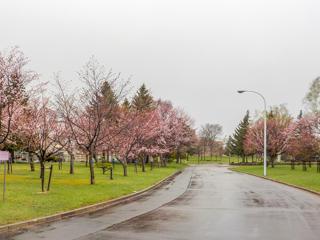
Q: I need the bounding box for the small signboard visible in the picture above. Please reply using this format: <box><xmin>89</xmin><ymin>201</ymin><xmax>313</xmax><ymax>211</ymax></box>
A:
<box><xmin>0</xmin><ymin>151</ymin><xmax>9</xmax><ymax>202</ymax></box>
<box><xmin>0</xmin><ymin>151</ymin><xmax>9</xmax><ymax>162</ymax></box>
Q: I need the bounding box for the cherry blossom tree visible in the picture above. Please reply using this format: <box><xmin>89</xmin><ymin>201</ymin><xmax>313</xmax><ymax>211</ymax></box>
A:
<box><xmin>0</xmin><ymin>47</ymin><xmax>37</xmax><ymax>146</ymax></box>
<box><xmin>286</xmin><ymin>116</ymin><xmax>319</xmax><ymax>170</ymax></box>
<box><xmin>244</xmin><ymin>112</ymin><xmax>292</xmax><ymax>167</ymax></box>
<box><xmin>56</xmin><ymin>57</ymin><xmax>127</xmax><ymax>184</ymax></box>
<box><xmin>114</xmin><ymin>107</ymin><xmax>160</xmax><ymax>175</ymax></box>
<box><xmin>154</xmin><ymin>101</ymin><xmax>195</xmax><ymax>164</ymax></box>
<box><xmin>14</xmin><ymin>95</ymin><xmax>68</xmax><ymax>191</ymax></box>
<box><xmin>169</xmin><ymin>109</ymin><xmax>195</xmax><ymax>164</ymax></box>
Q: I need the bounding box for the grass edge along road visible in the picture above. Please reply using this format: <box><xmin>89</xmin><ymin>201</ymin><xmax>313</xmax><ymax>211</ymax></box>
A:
<box><xmin>187</xmin><ymin>155</ymin><xmax>237</xmax><ymax>165</ymax></box>
<box><xmin>231</xmin><ymin>165</ymin><xmax>320</xmax><ymax>193</ymax></box>
<box><xmin>0</xmin><ymin>162</ymin><xmax>185</xmax><ymax>226</ymax></box>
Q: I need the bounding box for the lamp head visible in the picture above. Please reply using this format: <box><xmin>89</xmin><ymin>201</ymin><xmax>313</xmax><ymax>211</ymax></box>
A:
<box><xmin>237</xmin><ymin>90</ymin><xmax>246</xmax><ymax>94</ymax></box>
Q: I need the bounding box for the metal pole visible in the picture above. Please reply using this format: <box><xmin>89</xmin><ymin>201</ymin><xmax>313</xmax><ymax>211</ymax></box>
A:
<box><xmin>263</xmin><ymin>99</ymin><xmax>267</xmax><ymax>177</ymax></box>
<box><xmin>3</xmin><ymin>161</ymin><xmax>6</xmax><ymax>202</ymax></box>
<box><xmin>47</xmin><ymin>165</ymin><xmax>53</xmax><ymax>191</ymax></box>
<box><xmin>238</xmin><ymin>90</ymin><xmax>267</xmax><ymax>176</ymax></box>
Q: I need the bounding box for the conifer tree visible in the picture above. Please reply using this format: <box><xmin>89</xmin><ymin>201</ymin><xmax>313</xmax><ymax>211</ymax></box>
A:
<box><xmin>225</xmin><ymin>136</ymin><xmax>233</xmax><ymax>156</ymax></box>
<box><xmin>131</xmin><ymin>84</ymin><xmax>154</xmax><ymax>111</ymax></box>
<box><xmin>100</xmin><ymin>81</ymin><xmax>117</xmax><ymax>106</ymax></box>
<box><xmin>122</xmin><ymin>98</ymin><xmax>131</xmax><ymax>110</ymax></box>
<box><xmin>230</xmin><ymin>110</ymin><xmax>250</xmax><ymax>161</ymax></box>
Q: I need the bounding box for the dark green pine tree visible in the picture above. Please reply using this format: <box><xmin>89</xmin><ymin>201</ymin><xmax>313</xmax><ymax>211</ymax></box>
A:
<box><xmin>297</xmin><ymin>110</ymin><xmax>303</xmax><ymax>119</ymax></box>
<box><xmin>100</xmin><ymin>81</ymin><xmax>117</xmax><ymax>106</ymax></box>
<box><xmin>131</xmin><ymin>84</ymin><xmax>154</xmax><ymax>111</ymax></box>
<box><xmin>230</xmin><ymin>110</ymin><xmax>250</xmax><ymax>161</ymax></box>
<box><xmin>225</xmin><ymin>136</ymin><xmax>233</xmax><ymax>156</ymax></box>
<box><xmin>122</xmin><ymin>98</ymin><xmax>131</xmax><ymax>110</ymax></box>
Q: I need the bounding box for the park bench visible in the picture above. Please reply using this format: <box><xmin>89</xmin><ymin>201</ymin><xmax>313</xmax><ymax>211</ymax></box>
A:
<box><xmin>96</xmin><ymin>162</ymin><xmax>113</xmax><ymax>180</ymax></box>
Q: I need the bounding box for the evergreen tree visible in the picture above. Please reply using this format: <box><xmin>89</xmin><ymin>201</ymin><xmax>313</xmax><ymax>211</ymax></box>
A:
<box><xmin>100</xmin><ymin>81</ymin><xmax>117</xmax><ymax>106</ymax></box>
<box><xmin>225</xmin><ymin>136</ymin><xmax>233</xmax><ymax>156</ymax></box>
<box><xmin>131</xmin><ymin>84</ymin><xmax>154</xmax><ymax>111</ymax></box>
<box><xmin>122</xmin><ymin>98</ymin><xmax>131</xmax><ymax>110</ymax></box>
<box><xmin>230</xmin><ymin>110</ymin><xmax>250</xmax><ymax>161</ymax></box>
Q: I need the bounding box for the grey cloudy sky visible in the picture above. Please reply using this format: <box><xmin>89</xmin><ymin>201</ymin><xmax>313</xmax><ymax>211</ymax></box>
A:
<box><xmin>1</xmin><ymin>0</ymin><xmax>320</xmax><ymax>137</ymax></box>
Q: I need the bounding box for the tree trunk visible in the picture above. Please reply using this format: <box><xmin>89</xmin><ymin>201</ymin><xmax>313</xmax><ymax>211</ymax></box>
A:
<box><xmin>93</xmin><ymin>152</ymin><xmax>98</xmax><ymax>163</ymax></box>
<box><xmin>40</xmin><ymin>161</ymin><xmax>45</xmax><ymax>192</ymax></box>
<box><xmin>102</xmin><ymin>151</ymin><xmax>106</xmax><ymax>163</ymax></box>
<box><xmin>134</xmin><ymin>161</ymin><xmax>138</xmax><ymax>173</ymax></box>
<box><xmin>150</xmin><ymin>159</ymin><xmax>154</xmax><ymax>171</ymax></box>
<box><xmin>176</xmin><ymin>149</ymin><xmax>181</xmax><ymax>164</ymax></box>
<box><xmin>141</xmin><ymin>156</ymin><xmax>146</xmax><ymax>172</ymax></box>
<box><xmin>69</xmin><ymin>153</ymin><xmax>75</xmax><ymax>174</ymax></box>
<box><xmin>28</xmin><ymin>152</ymin><xmax>35</xmax><ymax>172</ymax></box>
<box><xmin>110</xmin><ymin>168</ymin><xmax>113</xmax><ymax>180</ymax></box>
<box><xmin>58</xmin><ymin>159</ymin><xmax>62</xmax><ymax>170</ymax></box>
<box><xmin>123</xmin><ymin>162</ymin><xmax>128</xmax><ymax>176</ymax></box>
<box><xmin>270</xmin><ymin>156</ymin><xmax>275</xmax><ymax>168</ymax></box>
<box><xmin>291</xmin><ymin>160</ymin><xmax>295</xmax><ymax>170</ymax></box>
<box><xmin>107</xmin><ymin>150</ymin><xmax>110</xmax><ymax>163</ymax></box>
<box><xmin>85</xmin><ymin>154</ymin><xmax>89</xmax><ymax>167</ymax></box>
<box><xmin>89</xmin><ymin>152</ymin><xmax>95</xmax><ymax>184</ymax></box>
<box><xmin>302</xmin><ymin>161</ymin><xmax>307</xmax><ymax>171</ymax></box>
<box><xmin>203</xmin><ymin>146</ymin><xmax>206</xmax><ymax>161</ymax></box>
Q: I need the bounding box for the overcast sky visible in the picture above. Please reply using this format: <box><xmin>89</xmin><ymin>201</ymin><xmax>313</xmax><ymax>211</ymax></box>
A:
<box><xmin>1</xmin><ymin>0</ymin><xmax>320</xmax><ymax>137</ymax></box>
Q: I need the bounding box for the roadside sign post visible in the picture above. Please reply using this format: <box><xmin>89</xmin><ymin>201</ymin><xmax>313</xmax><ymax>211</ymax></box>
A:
<box><xmin>0</xmin><ymin>151</ymin><xmax>10</xmax><ymax>202</ymax></box>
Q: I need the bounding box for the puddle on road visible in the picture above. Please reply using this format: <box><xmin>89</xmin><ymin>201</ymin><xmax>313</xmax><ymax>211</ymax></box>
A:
<box><xmin>166</xmin><ymin>191</ymin><xmax>195</xmax><ymax>206</ymax></box>
<box><xmin>106</xmin><ymin>208</ymin><xmax>187</xmax><ymax>233</ymax></box>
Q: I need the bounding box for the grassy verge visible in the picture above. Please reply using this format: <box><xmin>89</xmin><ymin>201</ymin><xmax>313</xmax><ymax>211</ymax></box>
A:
<box><xmin>0</xmin><ymin>162</ymin><xmax>185</xmax><ymax>225</ymax></box>
<box><xmin>231</xmin><ymin>165</ymin><xmax>320</xmax><ymax>193</ymax></box>
<box><xmin>186</xmin><ymin>155</ymin><xmax>238</xmax><ymax>165</ymax></box>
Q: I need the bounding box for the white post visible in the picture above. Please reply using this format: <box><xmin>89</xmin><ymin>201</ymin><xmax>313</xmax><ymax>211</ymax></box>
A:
<box><xmin>238</xmin><ymin>90</ymin><xmax>267</xmax><ymax>176</ymax></box>
<box><xmin>263</xmin><ymin>101</ymin><xmax>267</xmax><ymax>177</ymax></box>
<box><xmin>3</xmin><ymin>161</ymin><xmax>6</xmax><ymax>202</ymax></box>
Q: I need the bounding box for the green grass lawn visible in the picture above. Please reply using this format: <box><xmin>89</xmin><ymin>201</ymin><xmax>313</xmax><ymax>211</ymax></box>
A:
<box><xmin>0</xmin><ymin>162</ymin><xmax>185</xmax><ymax>225</ymax></box>
<box><xmin>231</xmin><ymin>165</ymin><xmax>320</xmax><ymax>193</ymax></box>
<box><xmin>186</xmin><ymin>155</ymin><xmax>238</xmax><ymax>165</ymax></box>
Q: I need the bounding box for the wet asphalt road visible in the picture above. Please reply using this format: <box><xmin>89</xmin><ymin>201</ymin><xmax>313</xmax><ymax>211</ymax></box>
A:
<box><xmin>7</xmin><ymin>165</ymin><xmax>320</xmax><ymax>240</ymax></box>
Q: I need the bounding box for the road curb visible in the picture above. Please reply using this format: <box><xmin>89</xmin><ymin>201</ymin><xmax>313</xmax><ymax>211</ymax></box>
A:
<box><xmin>231</xmin><ymin>168</ymin><xmax>320</xmax><ymax>197</ymax></box>
<box><xmin>0</xmin><ymin>170</ymin><xmax>182</xmax><ymax>235</ymax></box>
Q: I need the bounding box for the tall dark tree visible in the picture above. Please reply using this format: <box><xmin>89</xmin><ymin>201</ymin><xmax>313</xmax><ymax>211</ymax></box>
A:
<box><xmin>225</xmin><ymin>136</ymin><xmax>233</xmax><ymax>156</ymax></box>
<box><xmin>122</xmin><ymin>98</ymin><xmax>131</xmax><ymax>110</ymax></box>
<box><xmin>231</xmin><ymin>110</ymin><xmax>250</xmax><ymax>161</ymax></box>
<box><xmin>131</xmin><ymin>84</ymin><xmax>154</xmax><ymax>111</ymax></box>
<box><xmin>100</xmin><ymin>81</ymin><xmax>117</xmax><ymax>106</ymax></box>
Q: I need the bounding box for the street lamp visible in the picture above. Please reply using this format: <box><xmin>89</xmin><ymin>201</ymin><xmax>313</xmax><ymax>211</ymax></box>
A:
<box><xmin>237</xmin><ymin>90</ymin><xmax>267</xmax><ymax>176</ymax></box>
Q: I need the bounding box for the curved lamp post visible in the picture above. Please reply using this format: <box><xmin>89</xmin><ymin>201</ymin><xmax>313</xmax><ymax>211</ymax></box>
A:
<box><xmin>237</xmin><ymin>90</ymin><xmax>267</xmax><ymax>176</ymax></box>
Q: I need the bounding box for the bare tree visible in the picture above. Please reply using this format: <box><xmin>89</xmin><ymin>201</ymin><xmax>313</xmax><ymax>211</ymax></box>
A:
<box><xmin>199</xmin><ymin>123</ymin><xmax>223</xmax><ymax>160</ymax></box>
<box><xmin>304</xmin><ymin>77</ymin><xmax>320</xmax><ymax>113</ymax></box>
<box><xmin>56</xmin><ymin>57</ymin><xmax>128</xmax><ymax>184</ymax></box>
